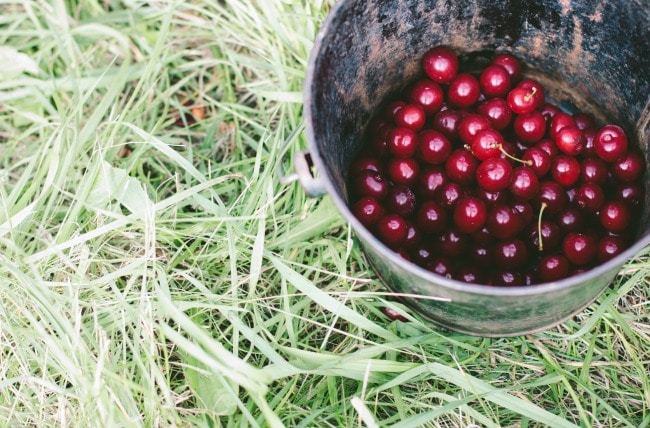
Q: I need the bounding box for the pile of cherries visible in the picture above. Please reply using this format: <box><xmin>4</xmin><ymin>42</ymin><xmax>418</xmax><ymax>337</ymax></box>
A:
<box><xmin>348</xmin><ymin>46</ymin><xmax>645</xmax><ymax>286</ymax></box>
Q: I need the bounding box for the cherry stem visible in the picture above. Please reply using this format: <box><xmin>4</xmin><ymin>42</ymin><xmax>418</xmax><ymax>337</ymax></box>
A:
<box><xmin>524</xmin><ymin>86</ymin><xmax>537</xmax><ymax>102</ymax></box>
<box><xmin>537</xmin><ymin>202</ymin><xmax>547</xmax><ymax>252</ymax></box>
<box><xmin>492</xmin><ymin>144</ymin><xmax>533</xmax><ymax>166</ymax></box>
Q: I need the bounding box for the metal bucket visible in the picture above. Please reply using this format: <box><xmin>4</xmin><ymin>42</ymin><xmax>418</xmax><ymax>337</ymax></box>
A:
<box><xmin>298</xmin><ymin>0</ymin><xmax>650</xmax><ymax>336</ymax></box>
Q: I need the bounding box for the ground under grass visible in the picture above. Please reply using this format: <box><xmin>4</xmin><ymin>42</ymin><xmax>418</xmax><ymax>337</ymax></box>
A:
<box><xmin>0</xmin><ymin>1</ymin><xmax>648</xmax><ymax>427</ymax></box>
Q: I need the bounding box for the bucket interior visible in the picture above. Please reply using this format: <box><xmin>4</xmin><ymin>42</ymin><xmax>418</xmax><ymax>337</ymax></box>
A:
<box><xmin>307</xmin><ymin>0</ymin><xmax>650</xmax><ymax>238</ymax></box>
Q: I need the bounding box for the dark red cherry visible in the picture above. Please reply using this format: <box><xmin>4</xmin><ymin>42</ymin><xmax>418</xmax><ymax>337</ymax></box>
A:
<box><xmin>514</xmin><ymin>111</ymin><xmax>546</xmax><ymax>145</ymax></box>
<box><xmin>416</xmin><ymin>200</ymin><xmax>448</xmax><ymax>234</ymax></box>
<box><xmin>402</xmin><ymin>221</ymin><xmax>421</xmax><ymax>249</ymax></box>
<box><xmin>479</xmin><ymin>64</ymin><xmax>511</xmax><ymax>98</ymax></box>
<box><xmin>458</xmin><ymin>114</ymin><xmax>492</xmax><ymax>145</ymax></box>
<box><xmin>349</xmin><ymin>156</ymin><xmax>384</xmax><ymax>176</ymax></box>
<box><xmin>471</xmin><ymin>129</ymin><xmax>504</xmax><ymax>161</ymax></box>
<box><xmin>614</xmin><ymin>182</ymin><xmax>645</xmax><ymax>207</ymax></box>
<box><xmin>447</xmin><ymin>73</ymin><xmax>481</xmax><ymax>108</ymax></box>
<box><xmin>387</xmin><ymin>157</ymin><xmax>420</xmax><ymax>187</ymax></box>
<box><xmin>492</xmin><ymin>269</ymin><xmax>525</xmax><ymax>286</ymax></box>
<box><xmin>385</xmin><ymin>186</ymin><xmax>417</xmax><ymax>217</ymax></box>
<box><xmin>486</xmin><ymin>204</ymin><xmax>524</xmax><ymax>239</ymax></box>
<box><xmin>540</xmin><ymin>103</ymin><xmax>561</xmax><ymax>123</ymax></box>
<box><xmin>422</xmin><ymin>46</ymin><xmax>459</xmax><ymax>84</ymax></box>
<box><xmin>418</xmin><ymin>129</ymin><xmax>452</xmax><ymax>164</ymax></box>
<box><xmin>527</xmin><ymin>219</ymin><xmax>562</xmax><ymax>253</ymax></box>
<box><xmin>436</xmin><ymin>226</ymin><xmax>470</xmax><ymax>257</ymax></box>
<box><xmin>476</xmin><ymin>157</ymin><xmax>513</xmax><ymax>192</ymax></box>
<box><xmin>436</xmin><ymin>181</ymin><xmax>467</xmax><ymax>209</ymax></box>
<box><xmin>381</xmin><ymin>306</ymin><xmax>408</xmax><ymax>322</ymax></box>
<box><xmin>595</xmin><ymin>125</ymin><xmax>628</xmax><ymax>162</ymax></box>
<box><xmin>580</xmin><ymin>157</ymin><xmax>608</xmax><ymax>184</ymax></box>
<box><xmin>394</xmin><ymin>103</ymin><xmax>426</xmax><ymax>130</ymax></box>
<box><xmin>562</xmin><ymin>232</ymin><xmax>597</xmax><ymax>266</ymax></box>
<box><xmin>599</xmin><ymin>200</ymin><xmax>631</xmax><ymax>233</ymax></box>
<box><xmin>353</xmin><ymin>170</ymin><xmax>390</xmax><ymax>199</ymax></box>
<box><xmin>549</xmin><ymin>112</ymin><xmax>576</xmax><ymax>140</ymax></box>
<box><xmin>475</xmin><ymin>188</ymin><xmax>510</xmax><ymax>206</ymax></box>
<box><xmin>572</xmin><ymin>112</ymin><xmax>596</xmax><ymax>130</ymax></box>
<box><xmin>352</xmin><ymin>196</ymin><xmax>385</xmax><ymax>227</ymax></box>
<box><xmin>409</xmin><ymin>79</ymin><xmax>445</xmax><ymax>115</ymax></box>
<box><xmin>477</xmin><ymin>97</ymin><xmax>512</xmax><ymax>130</ymax></box>
<box><xmin>509</xmin><ymin>166</ymin><xmax>540</xmax><ymax>200</ymax></box>
<box><xmin>511</xmin><ymin>200</ymin><xmax>534</xmax><ymax>225</ymax></box>
<box><xmin>428</xmin><ymin>257</ymin><xmax>454</xmax><ymax>277</ymax></box>
<box><xmin>494</xmin><ymin>239</ymin><xmax>528</xmax><ymax>268</ymax></box>
<box><xmin>470</xmin><ymin>243</ymin><xmax>494</xmax><ymax>267</ymax></box>
<box><xmin>432</xmin><ymin>108</ymin><xmax>462</xmax><ymax>140</ymax></box>
<box><xmin>573</xmin><ymin>182</ymin><xmax>605</xmax><ymax>213</ymax></box>
<box><xmin>376</xmin><ymin>214</ymin><xmax>409</xmax><ymax>247</ymax></box>
<box><xmin>555</xmin><ymin>126</ymin><xmax>585</xmax><ymax>156</ymax></box>
<box><xmin>410</xmin><ymin>243</ymin><xmax>435</xmax><ymax>268</ymax></box>
<box><xmin>536</xmin><ymin>138</ymin><xmax>560</xmax><ymax>158</ymax></box>
<box><xmin>453</xmin><ymin>196</ymin><xmax>487</xmax><ymax>234</ymax></box>
<box><xmin>507</xmin><ymin>79</ymin><xmax>544</xmax><ymax>114</ymax></box>
<box><xmin>582</xmin><ymin>128</ymin><xmax>597</xmax><ymax>157</ymax></box>
<box><xmin>551</xmin><ymin>155</ymin><xmax>581</xmax><ymax>187</ymax></box>
<box><xmin>418</xmin><ymin>165</ymin><xmax>448</xmax><ymax>198</ymax></box>
<box><xmin>597</xmin><ymin>235</ymin><xmax>627</xmax><ymax>262</ymax></box>
<box><xmin>556</xmin><ymin>206</ymin><xmax>585</xmax><ymax>234</ymax></box>
<box><xmin>445</xmin><ymin>149</ymin><xmax>479</xmax><ymax>185</ymax></box>
<box><xmin>611</xmin><ymin>149</ymin><xmax>645</xmax><ymax>182</ymax></box>
<box><xmin>491</xmin><ymin>53</ymin><xmax>522</xmax><ymax>82</ymax></box>
<box><xmin>387</xmin><ymin>127</ymin><xmax>418</xmax><ymax>158</ymax></box>
<box><xmin>536</xmin><ymin>181</ymin><xmax>568</xmax><ymax>214</ymax></box>
<box><xmin>538</xmin><ymin>254</ymin><xmax>570</xmax><ymax>282</ymax></box>
<box><xmin>522</xmin><ymin>147</ymin><xmax>551</xmax><ymax>177</ymax></box>
<box><xmin>454</xmin><ymin>265</ymin><xmax>486</xmax><ymax>284</ymax></box>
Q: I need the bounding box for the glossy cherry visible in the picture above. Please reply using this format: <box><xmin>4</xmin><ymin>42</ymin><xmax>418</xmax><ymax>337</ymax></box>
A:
<box><xmin>445</xmin><ymin>148</ymin><xmax>478</xmax><ymax>185</ymax></box>
<box><xmin>491</xmin><ymin>53</ymin><xmax>522</xmax><ymax>82</ymax></box>
<box><xmin>388</xmin><ymin>127</ymin><xmax>418</xmax><ymax>158</ymax></box>
<box><xmin>611</xmin><ymin>149</ymin><xmax>645</xmax><ymax>182</ymax></box>
<box><xmin>486</xmin><ymin>204</ymin><xmax>524</xmax><ymax>239</ymax></box>
<box><xmin>562</xmin><ymin>232</ymin><xmax>597</xmax><ymax>266</ymax></box>
<box><xmin>477</xmin><ymin>97</ymin><xmax>512</xmax><ymax>130</ymax></box>
<box><xmin>551</xmin><ymin>155</ymin><xmax>581</xmax><ymax>187</ymax></box>
<box><xmin>476</xmin><ymin>157</ymin><xmax>513</xmax><ymax>192</ymax></box>
<box><xmin>555</xmin><ymin>126</ymin><xmax>585</xmax><ymax>156</ymax></box>
<box><xmin>479</xmin><ymin>64</ymin><xmax>511</xmax><ymax>98</ymax></box>
<box><xmin>385</xmin><ymin>186</ymin><xmax>417</xmax><ymax>217</ymax></box>
<box><xmin>458</xmin><ymin>114</ymin><xmax>492</xmax><ymax>145</ymax></box>
<box><xmin>432</xmin><ymin>108</ymin><xmax>462</xmax><ymax>140</ymax></box>
<box><xmin>418</xmin><ymin>129</ymin><xmax>452</xmax><ymax>164</ymax></box>
<box><xmin>422</xmin><ymin>46</ymin><xmax>459</xmax><ymax>84</ymax></box>
<box><xmin>599</xmin><ymin>200</ymin><xmax>631</xmax><ymax>233</ymax></box>
<box><xmin>387</xmin><ymin>157</ymin><xmax>420</xmax><ymax>186</ymax></box>
<box><xmin>595</xmin><ymin>125</ymin><xmax>628</xmax><ymax>162</ymax></box>
<box><xmin>453</xmin><ymin>196</ymin><xmax>487</xmax><ymax>234</ymax></box>
<box><xmin>376</xmin><ymin>213</ymin><xmax>409</xmax><ymax>247</ymax></box>
<box><xmin>538</xmin><ymin>254</ymin><xmax>570</xmax><ymax>282</ymax></box>
<box><xmin>352</xmin><ymin>196</ymin><xmax>384</xmax><ymax>227</ymax></box>
<box><xmin>409</xmin><ymin>79</ymin><xmax>445</xmax><ymax>115</ymax></box>
<box><xmin>353</xmin><ymin>170</ymin><xmax>390</xmax><ymax>199</ymax></box>
<box><xmin>509</xmin><ymin>166</ymin><xmax>539</xmax><ymax>200</ymax></box>
<box><xmin>394</xmin><ymin>103</ymin><xmax>426</xmax><ymax>130</ymax></box>
<box><xmin>514</xmin><ymin>111</ymin><xmax>546</xmax><ymax>144</ymax></box>
<box><xmin>447</xmin><ymin>73</ymin><xmax>481</xmax><ymax>108</ymax></box>
<box><xmin>416</xmin><ymin>200</ymin><xmax>448</xmax><ymax>234</ymax></box>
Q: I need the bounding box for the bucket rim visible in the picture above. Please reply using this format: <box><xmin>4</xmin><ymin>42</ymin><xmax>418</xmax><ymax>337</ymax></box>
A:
<box><xmin>302</xmin><ymin>0</ymin><xmax>650</xmax><ymax>298</ymax></box>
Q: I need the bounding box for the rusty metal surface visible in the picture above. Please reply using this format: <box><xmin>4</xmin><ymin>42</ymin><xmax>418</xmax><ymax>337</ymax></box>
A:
<box><xmin>303</xmin><ymin>0</ymin><xmax>650</xmax><ymax>336</ymax></box>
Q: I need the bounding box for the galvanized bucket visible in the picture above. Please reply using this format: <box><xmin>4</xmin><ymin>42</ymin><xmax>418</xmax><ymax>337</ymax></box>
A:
<box><xmin>296</xmin><ymin>0</ymin><xmax>650</xmax><ymax>336</ymax></box>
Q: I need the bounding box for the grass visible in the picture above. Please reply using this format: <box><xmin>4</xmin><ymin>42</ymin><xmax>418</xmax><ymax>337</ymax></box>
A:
<box><xmin>0</xmin><ymin>0</ymin><xmax>648</xmax><ymax>426</ymax></box>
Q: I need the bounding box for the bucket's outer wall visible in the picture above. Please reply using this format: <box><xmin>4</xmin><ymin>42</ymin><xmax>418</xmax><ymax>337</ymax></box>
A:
<box><xmin>306</xmin><ymin>0</ymin><xmax>650</xmax><ymax>336</ymax></box>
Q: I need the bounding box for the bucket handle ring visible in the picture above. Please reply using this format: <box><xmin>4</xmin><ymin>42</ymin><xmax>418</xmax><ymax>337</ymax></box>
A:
<box><xmin>276</xmin><ymin>122</ymin><xmax>326</xmax><ymax>198</ymax></box>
